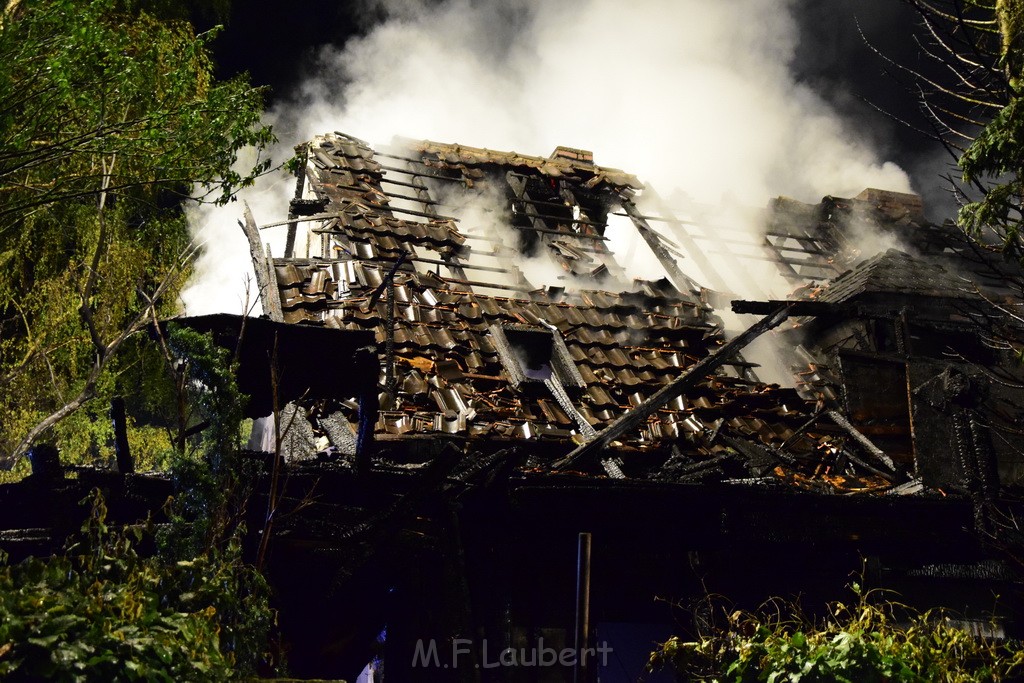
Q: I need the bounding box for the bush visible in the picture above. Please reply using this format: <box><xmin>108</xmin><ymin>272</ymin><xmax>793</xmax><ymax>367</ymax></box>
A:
<box><xmin>649</xmin><ymin>585</ymin><xmax>1024</xmax><ymax>682</ymax></box>
<box><xmin>0</xmin><ymin>491</ymin><xmax>242</xmax><ymax>680</ymax></box>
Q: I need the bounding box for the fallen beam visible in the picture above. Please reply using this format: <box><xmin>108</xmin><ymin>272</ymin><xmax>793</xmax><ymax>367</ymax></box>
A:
<box><xmin>619</xmin><ymin>196</ymin><xmax>702</xmax><ymax>295</ymax></box>
<box><xmin>731</xmin><ymin>299</ymin><xmax>847</xmax><ymax>317</ymax></box>
<box><xmin>826</xmin><ymin>409</ymin><xmax>898</xmax><ymax>474</ymax></box>
<box><xmin>553</xmin><ymin>304</ymin><xmax>793</xmax><ymax>471</ymax></box>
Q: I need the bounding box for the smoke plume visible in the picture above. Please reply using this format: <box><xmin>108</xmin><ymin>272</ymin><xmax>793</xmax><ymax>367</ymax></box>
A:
<box><xmin>181</xmin><ymin>0</ymin><xmax>912</xmax><ymax>314</ymax></box>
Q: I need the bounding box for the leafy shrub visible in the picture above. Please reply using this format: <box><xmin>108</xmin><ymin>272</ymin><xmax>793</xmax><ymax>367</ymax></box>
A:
<box><xmin>649</xmin><ymin>585</ymin><xmax>1024</xmax><ymax>682</ymax></box>
<box><xmin>0</xmin><ymin>491</ymin><xmax>235</xmax><ymax>681</ymax></box>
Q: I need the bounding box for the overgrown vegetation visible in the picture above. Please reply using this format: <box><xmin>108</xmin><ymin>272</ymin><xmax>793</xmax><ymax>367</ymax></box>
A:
<box><xmin>649</xmin><ymin>585</ymin><xmax>1024</xmax><ymax>682</ymax></box>
<box><xmin>0</xmin><ymin>490</ymin><xmax>270</xmax><ymax>681</ymax></box>
<box><xmin>0</xmin><ymin>326</ymin><xmax>277</xmax><ymax>680</ymax></box>
<box><xmin>0</xmin><ymin>0</ymin><xmax>284</xmax><ymax>677</ymax></box>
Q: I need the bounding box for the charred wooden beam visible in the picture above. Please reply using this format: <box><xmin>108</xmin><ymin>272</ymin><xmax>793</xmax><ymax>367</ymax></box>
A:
<box><xmin>379</xmin><ymin>176</ymin><xmax>431</xmax><ymax>190</ymax></box>
<box><xmin>440</xmin><ymin>277</ymin><xmax>535</xmax><ymax>292</ymax></box>
<box><xmin>554</xmin><ymin>304</ymin><xmax>794</xmax><ymax>471</ymax></box>
<box><xmin>513</xmin><ymin>223</ymin><xmax>608</xmax><ymax>240</ymax></box>
<box><xmin>731</xmin><ymin>299</ymin><xmax>849</xmax><ymax>317</ymax></box>
<box><xmin>706</xmin><ymin>249</ymin><xmax>839</xmax><ymax>272</ymax></box>
<box><xmin>284</xmin><ymin>144</ymin><xmax>309</xmax><ymax>258</ymax></box>
<box><xmin>643</xmin><ymin>187</ymin><xmax>732</xmax><ymax>293</ymax></box>
<box><xmin>619</xmin><ymin>196</ymin><xmax>702</xmax><ymax>295</ymax></box>
<box><xmin>260</xmin><ymin>204</ymin><xmax>461</xmax><ymax>229</ymax></box>
<box><xmin>826</xmin><ymin>409</ymin><xmax>898</xmax><ymax>474</ymax></box>
<box><xmin>377</xmin><ymin>162</ymin><xmax>466</xmax><ymax>184</ymax></box>
<box><xmin>573</xmin><ymin>531</ymin><xmax>593</xmax><ymax>683</ymax></box>
<box><xmin>239</xmin><ymin>202</ymin><xmax>284</xmax><ymax>322</ymax></box>
<box><xmin>353</xmin><ymin>345</ymin><xmax>382</xmax><ymax>475</ymax></box>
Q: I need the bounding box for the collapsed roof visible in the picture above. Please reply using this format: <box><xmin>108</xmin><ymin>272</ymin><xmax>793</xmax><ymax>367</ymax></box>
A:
<box><xmin>238</xmin><ymin>131</ymin><xmax>1024</xmax><ymax>495</ymax></box>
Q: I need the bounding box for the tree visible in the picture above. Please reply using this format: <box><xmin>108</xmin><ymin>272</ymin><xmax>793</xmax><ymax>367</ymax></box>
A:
<box><xmin>0</xmin><ymin>0</ymin><xmax>274</xmax><ymax>466</ymax></box>
<box><xmin>888</xmin><ymin>1</ymin><xmax>1024</xmax><ymax>257</ymax></box>
<box><xmin>957</xmin><ymin>0</ymin><xmax>1024</xmax><ymax>255</ymax></box>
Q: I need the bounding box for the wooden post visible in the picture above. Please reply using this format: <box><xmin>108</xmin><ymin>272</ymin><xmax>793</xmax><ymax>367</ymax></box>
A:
<box><xmin>110</xmin><ymin>397</ymin><xmax>133</xmax><ymax>474</ymax></box>
<box><xmin>574</xmin><ymin>532</ymin><xmax>592</xmax><ymax>683</ymax></box>
<box><xmin>238</xmin><ymin>201</ymin><xmax>283</xmax><ymax>322</ymax></box>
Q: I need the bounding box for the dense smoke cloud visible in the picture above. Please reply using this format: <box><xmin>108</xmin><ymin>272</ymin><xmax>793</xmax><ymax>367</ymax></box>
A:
<box><xmin>181</xmin><ymin>0</ymin><xmax>912</xmax><ymax>314</ymax></box>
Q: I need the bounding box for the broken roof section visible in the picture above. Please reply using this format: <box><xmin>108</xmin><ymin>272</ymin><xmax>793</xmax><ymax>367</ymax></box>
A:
<box><xmin>238</xmin><ymin>131</ymin><xmax>1017</xmax><ymax>494</ymax></box>
<box><xmin>816</xmin><ymin>249</ymin><xmax>976</xmax><ymax>304</ymax></box>
<box><xmin>256</xmin><ymin>133</ymin><xmax>796</xmax><ymax>451</ymax></box>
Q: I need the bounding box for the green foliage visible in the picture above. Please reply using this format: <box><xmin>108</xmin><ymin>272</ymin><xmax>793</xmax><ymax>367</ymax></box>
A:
<box><xmin>649</xmin><ymin>586</ymin><xmax>1024</xmax><ymax>682</ymax></box>
<box><xmin>0</xmin><ymin>325</ymin><xmax>277</xmax><ymax>680</ymax></box>
<box><xmin>166</xmin><ymin>324</ymin><xmax>246</xmax><ymax>458</ymax></box>
<box><xmin>0</xmin><ymin>0</ymin><xmax>273</xmax><ymax>463</ymax></box>
<box><xmin>959</xmin><ymin>90</ymin><xmax>1024</xmax><ymax>259</ymax></box>
<box><xmin>158</xmin><ymin>324</ymin><xmax>254</xmax><ymax>553</ymax></box>
<box><xmin>0</xmin><ymin>490</ymin><xmax>236</xmax><ymax>681</ymax></box>
<box><xmin>152</xmin><ymin>325</ymin><xmax>276</xmax><ymax>674</ymax></box>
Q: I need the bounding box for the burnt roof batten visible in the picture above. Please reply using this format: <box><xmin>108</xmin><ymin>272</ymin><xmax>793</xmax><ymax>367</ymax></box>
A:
<box><xmin>618</xmin><ymin>196</ymin><xmax>702</xmax><ymax>297</ymax></box>
<box><xmin>553</xmin><ymin>304</ymin><xmax>794</xmax><ymax>471</ymax></box>
<box><xmin>642</xmin><ymin>187</ymin><xmax>732</xmax><ymax>293</ymax></box>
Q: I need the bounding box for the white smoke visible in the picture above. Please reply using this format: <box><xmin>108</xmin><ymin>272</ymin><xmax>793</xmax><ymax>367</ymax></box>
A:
<box><xmin>181</xmin><ymin>0</ymin><xmax>913</xmax><ymax>314</ymax></box>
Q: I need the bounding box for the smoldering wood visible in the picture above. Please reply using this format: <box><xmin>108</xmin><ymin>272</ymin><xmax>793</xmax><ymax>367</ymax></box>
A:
<box><xmin>826</xmin><ymin>409</ymin><xmax>897</xmax><ymax>473</ymax></box>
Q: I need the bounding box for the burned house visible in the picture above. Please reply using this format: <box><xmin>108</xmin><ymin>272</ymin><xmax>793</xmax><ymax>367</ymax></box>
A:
<box><xmin>3</xmin><ymin>131</ymin><xmax>1023</xmax><ymax>682</ymax></box>
<box><xmin>223</xmin><ymin>133</ymin><xmax>1024</xmax><ymax>680</ymax></box>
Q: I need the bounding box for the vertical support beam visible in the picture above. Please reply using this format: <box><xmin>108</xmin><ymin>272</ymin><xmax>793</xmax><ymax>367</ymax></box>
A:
<box><xmin>354</xmin><ymin>346</ymin><xmax>379</xmax><ymax>476</ymax></box>
<box><xmin>238</xmin><ymin>202</ymin><xmax>283</xmax><ymax>322</ymax></box>
<box><xmin>284</xmin><ymin>144</ymin><xmax>309</xmax><ymax>259</ymax></box>
<box><xmin>573</xmin><ymin>532</ymin><xmax>592</xmax><ymax>683</ymax></box>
